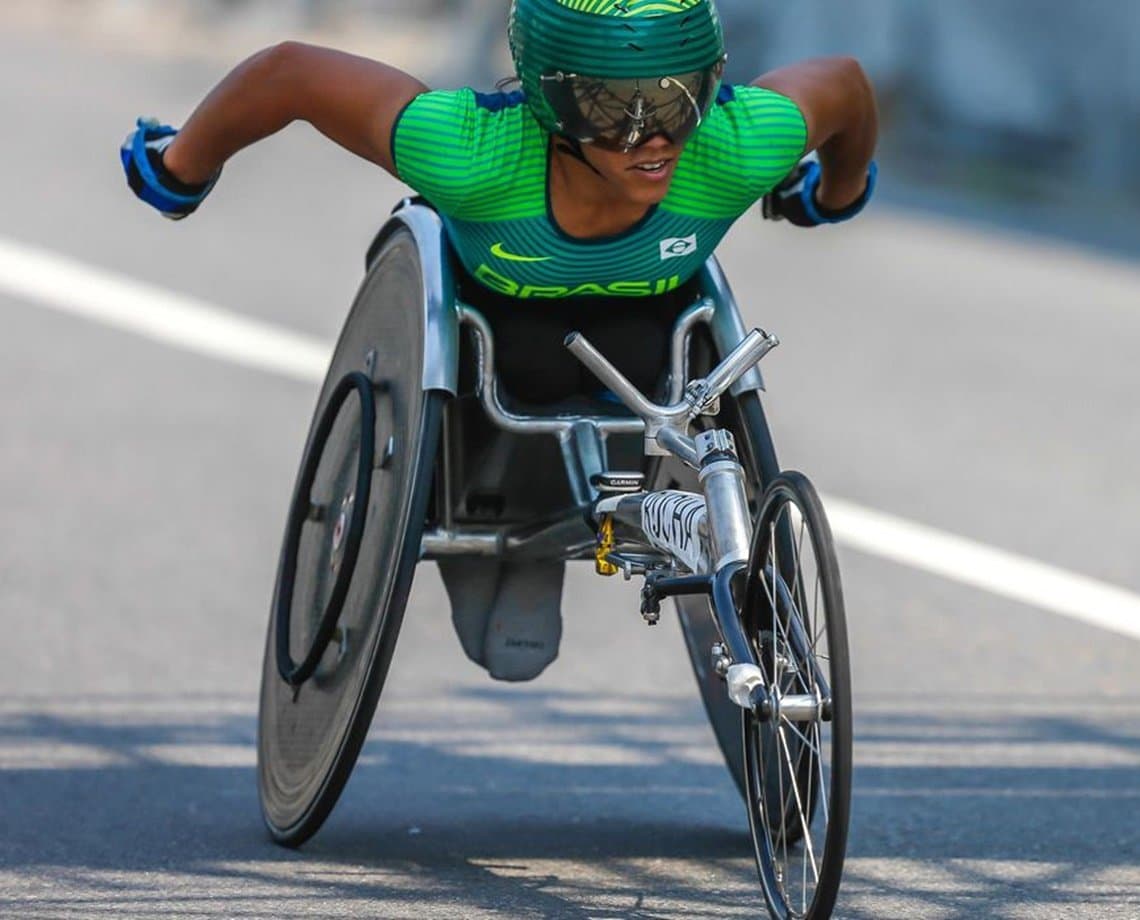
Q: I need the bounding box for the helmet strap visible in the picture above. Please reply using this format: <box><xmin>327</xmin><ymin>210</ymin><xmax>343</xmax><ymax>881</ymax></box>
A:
<box><xmin>554</xmin><ymin>136</ymin><xmax>604</xmax><ymax>178</ymax></box>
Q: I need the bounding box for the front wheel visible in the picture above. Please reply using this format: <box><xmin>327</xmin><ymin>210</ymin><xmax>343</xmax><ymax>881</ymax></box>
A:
<box><xmin>742</xmin><ymin>471</ymin><xmax>852</xmax><ymax>920</ymax></box>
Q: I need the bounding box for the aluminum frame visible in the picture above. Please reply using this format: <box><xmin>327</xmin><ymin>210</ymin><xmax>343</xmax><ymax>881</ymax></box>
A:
<box><xmin>372</xmin><ymin>201</ymin><xmax>771</xmax><ymax>563</ymax></box>
<box><xmin>373</xmin><ymin>201</ymin><xmax>765</xmax><ymax>404</ymax></box>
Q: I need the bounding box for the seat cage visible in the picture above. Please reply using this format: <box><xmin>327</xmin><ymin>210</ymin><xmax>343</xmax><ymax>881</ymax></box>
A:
<box><xmin>369</xmin><ymin>202</ymin><xmax>764</xmax><ymax>564</ymax></box>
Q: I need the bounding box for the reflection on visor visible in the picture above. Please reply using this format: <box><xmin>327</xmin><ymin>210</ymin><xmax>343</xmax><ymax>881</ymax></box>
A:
<box><xmin>542</xmin><ymin>63</ymin><xmax>722</xmax><ymax>151</ymax></box>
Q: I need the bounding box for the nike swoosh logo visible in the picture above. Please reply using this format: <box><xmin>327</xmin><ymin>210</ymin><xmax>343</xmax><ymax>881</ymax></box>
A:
<box><xmin>490</xmin><ymin>241</ymin><xmax>552</xmax><ymax>263</ymax></box>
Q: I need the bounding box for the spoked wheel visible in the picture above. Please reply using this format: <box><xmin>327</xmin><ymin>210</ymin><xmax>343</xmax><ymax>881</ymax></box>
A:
<box><xmin>742</xmin><ymin>471</ymin><xmax>851</xmax><ymax>920</ymax></box>
<box><xmin>257</xmin><ymin>226</ymin><xmax>444</xmax><ymax>847</ymax></box>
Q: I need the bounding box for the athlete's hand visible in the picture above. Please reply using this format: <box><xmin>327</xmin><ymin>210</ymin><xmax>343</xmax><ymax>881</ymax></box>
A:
<box><xmin>120</xmin><ymin>117</ymin><xmax>219</xmax><ymax>220</ymax></box>
<box><xmin>762</xmin><ymin>154</ymin><xmax>877</xmax><ymax>227</ymax></box>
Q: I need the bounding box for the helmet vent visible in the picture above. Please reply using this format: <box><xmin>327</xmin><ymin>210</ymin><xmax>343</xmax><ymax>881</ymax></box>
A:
<box><xmin>509</xmin><ymin>0</ymin><xmax>724</xmax><ymax>136</ymax></box>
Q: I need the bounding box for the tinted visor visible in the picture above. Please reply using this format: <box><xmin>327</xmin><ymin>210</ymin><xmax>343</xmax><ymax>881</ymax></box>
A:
<box><xmin>542</xmin><ymin>62</ymin><xmax>723</xmax><ymax>151</ymax></box>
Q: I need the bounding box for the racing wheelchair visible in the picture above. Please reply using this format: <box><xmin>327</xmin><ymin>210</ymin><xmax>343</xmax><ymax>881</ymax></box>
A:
<box><xmin>256</xmin><ymin>200</ymin><xmax>852</xmax><ymax>920</ymax></box>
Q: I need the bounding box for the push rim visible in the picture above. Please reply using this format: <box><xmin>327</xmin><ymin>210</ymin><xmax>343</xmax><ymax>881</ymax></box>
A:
<box><xmin>274</xmin><ymin>371</ymin><xmax>376</xmax><ymax>688</ymax></box>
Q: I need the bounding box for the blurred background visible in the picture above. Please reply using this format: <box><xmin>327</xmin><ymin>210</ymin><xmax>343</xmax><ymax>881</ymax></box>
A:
<box><xmin>3</xmin><ymin>2</ymin><xmax>1139</xmax><ymax>918</ymax></box>
<box><xmin>17</xmin><ymin>0</ymin><xmax>1139</xmax><ymax>252</ymax></box>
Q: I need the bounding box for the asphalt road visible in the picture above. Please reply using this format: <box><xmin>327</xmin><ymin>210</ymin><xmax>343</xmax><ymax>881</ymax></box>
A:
<box><xmin>2</xmin><ymin>23</ymin><xmax>1139</xmax><ymax>920</ymax></box>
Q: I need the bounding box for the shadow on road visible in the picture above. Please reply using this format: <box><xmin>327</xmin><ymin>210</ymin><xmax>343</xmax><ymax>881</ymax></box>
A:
<box><xmin>2</xmin><ymin>690</ymin><xmax>1138</xmax><ymax>916</ymax></box>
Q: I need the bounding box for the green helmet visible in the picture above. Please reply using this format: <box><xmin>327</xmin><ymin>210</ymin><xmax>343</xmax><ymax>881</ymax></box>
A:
<box><xmin>508</xmin><ymin>0</ymin><xmax>726</xmax><ymax>149</ymax></box>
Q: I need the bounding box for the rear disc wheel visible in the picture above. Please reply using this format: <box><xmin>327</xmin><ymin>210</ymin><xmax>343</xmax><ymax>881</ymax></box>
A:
<box><xmin>257</xmin><ymin>227</ymin><xmax>443</xmax><ymax>847</ymax></box>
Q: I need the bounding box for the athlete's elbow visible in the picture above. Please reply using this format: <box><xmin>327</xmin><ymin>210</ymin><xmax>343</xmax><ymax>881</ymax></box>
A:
<box><xmin>834</xmin><ymin>57</ymin><xmax>877</xmax><ymax>130</ymax></box>
<box><xmin>236</xmin><ymin>41</ymin><xmax>311</xmax><ymax>121</ymax></box>
<box><xmin>248</xmin><ymin>41</ymin><xmax>308</xmax><ymax>86</ymax></box>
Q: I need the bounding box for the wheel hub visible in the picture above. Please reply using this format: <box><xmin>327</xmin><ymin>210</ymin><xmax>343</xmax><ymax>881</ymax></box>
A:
<box><xmin>330</xmin><ymin>491</ymin><xmax>355</xmax><ymax>573</ymax></box>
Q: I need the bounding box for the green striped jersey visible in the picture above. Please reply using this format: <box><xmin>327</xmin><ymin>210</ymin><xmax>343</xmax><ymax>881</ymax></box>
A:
<box><xmin>392</xmin><ymin>85</ymin><xmax>806</xmax><ymax>299</ymax></box>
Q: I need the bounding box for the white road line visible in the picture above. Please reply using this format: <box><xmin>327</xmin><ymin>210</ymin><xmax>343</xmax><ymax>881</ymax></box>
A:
<box><xmin>822</xmin><ymin>497</ymin><xmax>1140</xmax><ymax>641</ymax></box>
<box><xmin>0</xmin><ymin>236</ymin><xmax>327</xmax><ymax>382</ymax></box>
<box><xmin>3</xmin><ymin>235</ymin><xmax>1139</xmax><ymax>642</ymax></box>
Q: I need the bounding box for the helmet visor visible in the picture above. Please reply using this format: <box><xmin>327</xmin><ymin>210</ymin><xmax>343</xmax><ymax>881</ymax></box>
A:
<box><xmin>541</xmin><ymin>62</ymin><xmax>723</xmax><ymax>151</ymax></box>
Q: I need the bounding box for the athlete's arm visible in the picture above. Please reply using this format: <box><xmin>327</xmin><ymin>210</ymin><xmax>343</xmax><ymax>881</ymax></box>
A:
<box><xmin>752</xmin><ymin>57</ymin><xmax>878</xmax><ymax>212</ymax></box>
<box><xmin>162</xmin><ymin>42</ymin><xmax>427</xmax><ymax>184</ymax></box>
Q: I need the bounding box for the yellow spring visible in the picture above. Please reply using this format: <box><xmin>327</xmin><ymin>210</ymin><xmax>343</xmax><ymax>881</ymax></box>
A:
<box><xmin>595</xmin><ymin>513</ymin><xmax>619</xmax><ymax>576</ymax></box>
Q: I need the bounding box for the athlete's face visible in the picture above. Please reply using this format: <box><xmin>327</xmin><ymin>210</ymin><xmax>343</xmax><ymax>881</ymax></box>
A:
<box><xmin>577</xmin><ymin>134</ymin><xmax>682</xmax><ymax>206</ymax></box>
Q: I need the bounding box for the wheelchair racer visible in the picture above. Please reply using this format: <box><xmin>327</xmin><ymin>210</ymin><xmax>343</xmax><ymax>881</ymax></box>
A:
<box><xmin>121</xmin><ymin>0</ymin><xmax>877</xmax><ymax>681</ymax></box>
<box><xmin>122</xmin><ymin>0</ymin><xmax>876</xmax><ymax>395</ymax></box>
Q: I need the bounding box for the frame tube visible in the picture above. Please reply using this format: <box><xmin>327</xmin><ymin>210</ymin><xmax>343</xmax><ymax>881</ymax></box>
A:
<box><xmin>370</xmin><ymin>203</ymin><xmax>460</xmax><ymax>396</ymax></box>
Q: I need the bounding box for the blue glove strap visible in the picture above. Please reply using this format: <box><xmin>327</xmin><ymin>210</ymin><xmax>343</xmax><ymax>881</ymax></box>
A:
<box><xmin>800</xmin><ymin>159</ymin><xmax>878</xmax><ymax>225</ymax></box>
<box><xmin>121</xmin><ymin>118</ymin><xmax>216</xmax><ymax>215</ymax></box>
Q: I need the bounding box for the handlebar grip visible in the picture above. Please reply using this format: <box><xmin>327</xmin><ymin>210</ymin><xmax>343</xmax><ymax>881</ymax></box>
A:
<box><xmin>698</xmin><ymin>329</ymin><xmax>779</xmax><ymax>407</ymax></box>
<box><xmin>563</xmin><ymin>332</ymin><xmax>661</xmax><ymax>420</ymax></box>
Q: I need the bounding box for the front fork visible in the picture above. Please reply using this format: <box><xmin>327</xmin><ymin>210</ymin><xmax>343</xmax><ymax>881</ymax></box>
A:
<box><xmin>694</xmin><ymin>429</ymin><xmax>752</xmax><ymax>570</ymax></box>
<box><xmin>593</xmin><ymin>427</ymin><xmax>778</xmax><ymax>720</ymax></box>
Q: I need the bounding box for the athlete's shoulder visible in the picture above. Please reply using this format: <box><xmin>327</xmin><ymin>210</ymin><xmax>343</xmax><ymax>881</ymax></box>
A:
<box><xmin>715</xmin><ymin>83</ymin><xmax>807</xmax><ymax>117</ymax></box>
<box><xmin>392</xmin><ymin>87</ymin><xmax>542</xmax><ymax>218</ymax></box>
<box><xmin>713</xmin><ymin>84</ymin><xmax>808</xmax><ymax>148</ymax></box>
<box><xmin>668</xmin><ymin>84</ymin><xmax>807</xmax><ymax>217</ymax></box>
<box><xmin>392</xmin><ymin>88</ymin><xmax>477</xmax><ymax>174</ymax></box>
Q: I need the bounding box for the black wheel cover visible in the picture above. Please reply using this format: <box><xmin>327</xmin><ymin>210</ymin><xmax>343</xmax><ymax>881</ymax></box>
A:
<box><xmin>257</xmin><ymin>227</ymin><xmax>444</xmax><ymax>847</ymax></box>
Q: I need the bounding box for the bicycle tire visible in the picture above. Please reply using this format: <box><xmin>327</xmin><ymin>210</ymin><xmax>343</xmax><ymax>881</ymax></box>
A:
<box><xmin>257</xmin><ymin>227</ymin><xmax>444</xmax><ymax>847</ymax></box>
<box><xmin>743</xmin><ymin>471</ymin><xmax>852</xmax><ymax>920</ymax></box>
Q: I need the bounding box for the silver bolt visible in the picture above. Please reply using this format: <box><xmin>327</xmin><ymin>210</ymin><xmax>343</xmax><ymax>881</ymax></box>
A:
<box><xmin>378</xmin><ymin>435</ymin><xmax>396</xmax><ymax>469</ymax></box>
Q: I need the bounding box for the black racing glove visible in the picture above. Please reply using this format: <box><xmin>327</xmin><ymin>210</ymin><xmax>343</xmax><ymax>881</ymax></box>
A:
<box><xmin>762</xmin><ymin>154</ymin><xmax>878</xmax><ymax>227</ymax></box>
<box><xmin>120</xmin><ymin>117</ymin><xmax>219</xmax><ymax>220</ymax></box>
